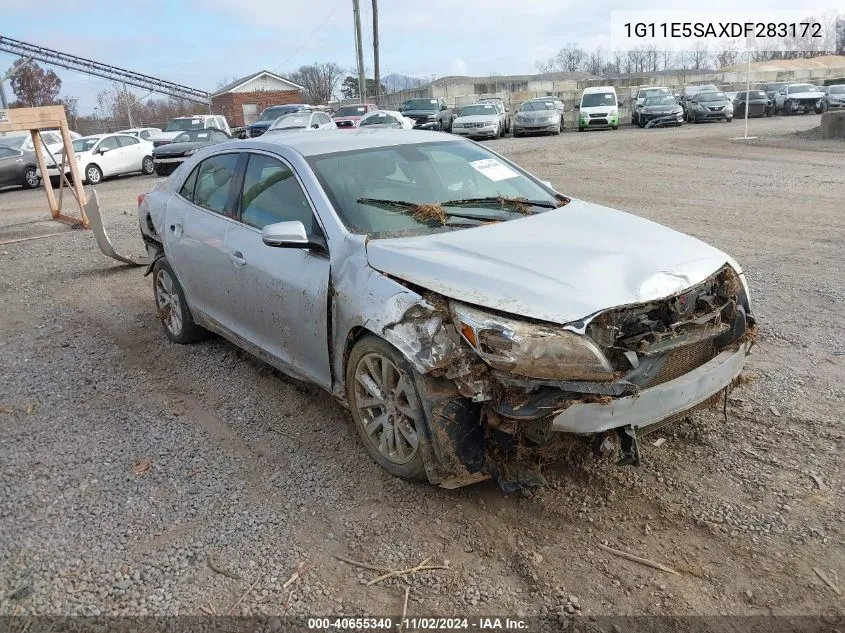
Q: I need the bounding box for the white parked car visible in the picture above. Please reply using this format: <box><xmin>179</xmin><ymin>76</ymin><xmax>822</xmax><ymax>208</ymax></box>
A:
<box><xmin>264</xmin><ymin>111</ymin><xmax>337</xmax><ymax>134</ymax></box>
<box><xmin>774</xmin><ymin>84</ymin><xmax>823</xmax><ymax>115</ymax></box>
<box><xmin>118</xmin><ymin>127</ymin><xmax>162</xmax><ymax>141</ymax></box>
<box><xmin>41</xmin><ymin>133</ymin><xmax>155</xmax><ymax>184</ymax></box>
<box><xmin>358</xmin><ymin>110</ymin><xmax>414</xmax><ymax>129</ymax></box>
<box><xmin>0</xmin><ymin>129</ymin><xmax>80</xmax><ymax>158</ymax></box>
<box><xmin>451</xmin><ymin>103</ymin><xmax>504</xmax><ymax>139</ymax></box>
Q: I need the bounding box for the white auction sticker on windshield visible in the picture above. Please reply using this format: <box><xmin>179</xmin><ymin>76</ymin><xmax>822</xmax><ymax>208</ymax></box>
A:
<box><xmin>470</xmin><ymin>159</ymin><xmax>519</xmax><ymax>182</ymax></box>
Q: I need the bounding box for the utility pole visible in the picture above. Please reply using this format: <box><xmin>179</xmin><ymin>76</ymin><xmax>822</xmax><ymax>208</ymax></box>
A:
<box><xmin>352</xmin><ymin>0</ymin><xmax>367</xmax><ymax>102</ymax></box>
<box><xmin>372</xmin><ymin>0</ymin><xmax>380</xmax><ymax>103</ymax></box>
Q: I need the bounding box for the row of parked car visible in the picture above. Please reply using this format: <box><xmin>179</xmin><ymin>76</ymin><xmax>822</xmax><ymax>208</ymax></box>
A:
<box><xmin>631</xmin><ymin>81</ymin><xmax>844</xmax><ymax>129</ymax></box>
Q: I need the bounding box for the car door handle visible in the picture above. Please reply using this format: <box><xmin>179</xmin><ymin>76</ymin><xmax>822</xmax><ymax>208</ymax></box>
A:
<box><xmin>169</xmin><ymin>222</ymin><xmax>183</xmax><ymax>238</ymax></box>
<box><xmin>230</xmin><ymin>251</ymin><xmax>246</xmax><ymax>267</ymax></box>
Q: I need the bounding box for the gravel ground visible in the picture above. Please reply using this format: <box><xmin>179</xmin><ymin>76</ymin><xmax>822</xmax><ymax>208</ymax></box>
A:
<box><xmin>1</xmin><ymin>115</ymin><xmax>843</xmax><ymax>623</ymax></box>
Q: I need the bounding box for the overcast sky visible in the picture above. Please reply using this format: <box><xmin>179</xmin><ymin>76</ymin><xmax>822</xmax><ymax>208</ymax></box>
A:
<box><xmin>0</xmin><ymin>0</ymin><xmax>829</xmax><ymax>113</ymax></box>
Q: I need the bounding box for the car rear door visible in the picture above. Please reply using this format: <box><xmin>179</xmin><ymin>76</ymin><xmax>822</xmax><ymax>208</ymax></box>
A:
<box><xmin>116</xmin><ymin>135</ymin><xmax>144</xmax><ymax>173</ymax></box>
<box><xmin>222</xmin><ymin>150</ymin><xmax>331</xmax><ymax>388</ymax></box>
<box><xmin>163</xmin><ymin>151</ymin><xmax>243</xmax><ymax>331</ymax></box>
<box><xmin>0</xmin><ymin>146</ymin><xmax>22</xmax><ymax>186</ymax></box>
<box><xmin>95</xmin><ymin>136</ymin><xmax>122</xmax><ymax>176</ymax></box>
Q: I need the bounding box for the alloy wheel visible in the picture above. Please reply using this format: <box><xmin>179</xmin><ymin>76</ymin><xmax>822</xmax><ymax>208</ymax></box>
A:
<box><xmin>155</xmin><ymin>268</ymin><xmax>183</xmax><ymax>337</ymax></box>
<box><xmin>24</xmin><ymin>168</ymin><xmax>39</xmax><ymax>187</ymax></box>
<box><xmin>352</xmin><ymin>352</ymin><xmax>421</xmax><ymax>465</ymax></box>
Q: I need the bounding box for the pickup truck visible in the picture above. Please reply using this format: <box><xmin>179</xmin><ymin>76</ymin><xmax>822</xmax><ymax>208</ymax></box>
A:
<box><xmin>151</xmin><ymin>115</ymin><xmax>231</xmax><ymax>147</ymax></box>
<box><xmin>333</xmin><ymin>103</ymin><xmax>378</xmax><ymax>129</ymax></box>
<box><xmin>399</xmin><ymin>98</ymin><xmax>454</xmax><ymax>132</ymax></box>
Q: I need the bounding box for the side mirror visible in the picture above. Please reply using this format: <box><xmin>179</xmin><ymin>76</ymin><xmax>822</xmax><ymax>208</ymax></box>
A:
<box><xmin>617</xmin><ymin>100</ymin><xmax>622</xmax><ymax>107</ymax></box>
<box><xmin>261</xmin><ymin>221</ymin><xmax>324</xmax><ymax>252</ymax></box>
<box><xmin>574</xmin><ymin>104</ymin><xmax>580</xmax><ymax>110</ymax></box>
<box><xmin>312</xmin><ymin>123</ymin><xmax>320</xmax><ymax>129</ymax></box>
<box><xmin>99</xmin><ymin>146</ymin><xmax>111</xmax><ymax>154</ymax></box>
<box><xmin>440</xmin><ymin>104</ymin><xmax>447</xmax><ymax>111</ymax></box>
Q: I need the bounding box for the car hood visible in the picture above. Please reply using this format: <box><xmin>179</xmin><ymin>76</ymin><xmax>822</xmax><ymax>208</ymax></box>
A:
<box><xmin>517</xmin><ymin>110</ymin><xmax>556</xmax><ymax>119</ymax></box>
<box><xmin>365</xmin><ymin>199</ymin><xmax>736</xmax><ymax>325</ymax></box>
<box><xmin>642</xmin><ymin>104</ymin><xmax>682</xmax><ymax>112</ymax></box>
<box><xmin>402</xmin><ymin>109</ymin><xmax>438</xmax><ymax>116</ymax></box>
<box><xmin>455</xmin><ymin>115</ymin><xmax>499</xmax><ymax>124</ymax></box>
<box><xmin>152</xmin><ymin>140</ymin><xmax>215</xmax><ymax>156</ymax></box>
<box><xmin>788</xmin><ymin>91</ymin><xmax>822</xmax><ymax>100</ymax></box>
<box><xmin>151</xmin><ymin>131</ymin><xmax>187</xmax><ymax>142</ymax></box>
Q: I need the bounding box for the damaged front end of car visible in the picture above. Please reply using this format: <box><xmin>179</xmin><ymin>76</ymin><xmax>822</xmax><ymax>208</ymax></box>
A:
<box><xmin>381</xmin><ymin>266</ymin><xmax>755</xmax><ymax>492</ymax></box>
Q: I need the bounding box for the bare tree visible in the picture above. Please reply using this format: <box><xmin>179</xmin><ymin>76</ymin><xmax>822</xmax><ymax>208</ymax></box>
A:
<box><xmin>285</xmin><ymin>62</ymin><xmax>344</xmax><ymax>104</ymax></box>
<box><xmin>660</xmin><ymin>50</ymin><xmax>674</xmax><ymax>71</ymax></box>
<box><xmin>715</xmin><ymin>41</ymin><xmax>740</xmax><ymax>69</ymax></box>
<box><xmin>555</xmin><ymin>43</ymin><xmax>587</xmax><ymax>72</ymax></box>
<box><xmin>586</xmin><ymin>47</ymin><xmax>605</xmax><ymax>76</ymax></box>
<box><xmin>688</xmin><ymin>42</ymin><xmax>711</xmax><ymax>70</ymax></box>
<box><xmin>535</xmin><ymin>58</ymin><xmax>556</xmax><ymax>74</ymax></box>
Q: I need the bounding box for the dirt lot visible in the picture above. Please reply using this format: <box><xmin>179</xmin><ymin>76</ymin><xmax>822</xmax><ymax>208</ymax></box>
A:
<box><xmin>1</xmin><ymin>116</ymin><xmax>843</xmax><ymax>626</ymax></box>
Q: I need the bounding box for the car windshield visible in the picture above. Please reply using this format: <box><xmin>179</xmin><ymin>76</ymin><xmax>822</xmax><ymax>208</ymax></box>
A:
<box><xmin>519</xmin><ymin>101</ymin><xmax>555</xmax><ymax>111</ymax></box>
<box><xmin>336</xmin><ymin>105</ymin><xmax>368</xmax><ymax>117</ymax></box>
<box><xmin>308</xmin><ymin>140</ymin><xmax>560</xmax><ymax>239</ymax></box>
<box><xmin>698</xmin><ymin>92</ymin><xmax>727</xmax><ymax>102</ymax></box>
<box><xmin>258</xmin><ymin>106</ymin><xmax>302</xmax><ymax>121</ymax></box>
<box><xmin>72</xmin><ymin>138</ymin><xmax>100</xmax><ymax>152</ymax></box>
<box><xmin>745</xmin><ymin>91</ymin><xmax>767</xmax><ymax>99</ymax></box>
<box><xmin>644</xmin><ymin>95</ymin><xmax>677</xmax><ymax>106</ymax></box>
<box><xmin>165</xmin><ymin>118</ymin><xmax>204</xmax><ymax>132</ymax></box>
<box><xmin>829</xmin><ymin>86</ymin><xmax>845</xmax><ymax>94</ymax></box>
<box><xmin>789</xmin><ymin>84</ymin><xmax>817</xmax><ymax>93</ymax></box>
<box><xmin>0</xmin><ymin>134</ymin><xmax>27</xmax><ymax>150</ymax></box>
<box><xmin>639</xmin><ymin>88</ymin><xmax>669</xmax><ymax>98</ymax></box>
<box><xmin>269</xmin><ymin>113</ymin><xmax>311</xmax><ymax>130</ymax></box>
<box><xmin>460</xmin><ymin>105</ymin><xmax>497</xmax><ymax>116</ymax></box>
<box><xmin>581</xmin><ymin>92</ymin><xmax>615</xmax><ymax>108</ymax></box>
<box><xmin>173</xmin><ymin>130</ymin><xmax>216</xmax><ymax>143</ymax></box>
<box><xmin>404</xmin><ymin>99</ymin><xmax>439</xmax><ymax>111</ymax></box>
<box><xmin>360</xmin><ymin>114</ymin><xmax>398</xmax><ymax>126</ymax></box>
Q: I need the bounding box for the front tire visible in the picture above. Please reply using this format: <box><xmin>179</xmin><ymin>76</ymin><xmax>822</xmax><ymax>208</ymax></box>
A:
<box><xmin>141</xmin><ymin>156</ymin><xmax>155</xmax><ymax>175</ymax></box>
<box><xmin>152</xmin><ymin>259</ymin><xmax>207</xmax><ymax>344</ymax></box>
<box><xmin>346</xmin><ymin>335</ymin><xmax>428</xmax><ymax>481</ymax></box>
<box><xmin>84</xmin><ymin>164</ymin><xmax>102</xmax><ymax>185</ymax></box>
<box><xmin>22</xmin><ymin>166</ymin><xmax>39</xmax><ymax>189</ymax></box>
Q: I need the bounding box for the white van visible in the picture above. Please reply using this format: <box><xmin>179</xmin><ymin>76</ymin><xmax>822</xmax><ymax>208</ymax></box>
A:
<box><xmin>577</xmin><ymin>86</ymin><xmax>620</xmax><ymax>131</ymax></box>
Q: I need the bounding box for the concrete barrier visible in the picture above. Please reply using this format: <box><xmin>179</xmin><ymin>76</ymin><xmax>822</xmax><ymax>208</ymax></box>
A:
<box><xmin>819</xmin><ymin>110</ymin><xmax>845</xmax><ymax>139</ymax></box>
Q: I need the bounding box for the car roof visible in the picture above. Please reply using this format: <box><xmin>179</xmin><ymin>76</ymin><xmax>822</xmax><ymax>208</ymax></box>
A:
<box><xmin>583</xmin><ymin>86</ymin><xmax>616</xmax><ymax>94</ymax></box>
<box><xmin>243</xmin><ymin>128</ymin><xmax>459</xmax><ymax>157</ymax></box>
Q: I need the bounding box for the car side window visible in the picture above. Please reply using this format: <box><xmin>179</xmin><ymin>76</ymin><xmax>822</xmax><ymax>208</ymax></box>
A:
<box><xmin>117</xmin><ymin>136</ymin><xmax>140</xmax><ymax>147</ymax></box>
<box><xmin>179</xmin><ymin>165</ymin><xmax>200</xmax><ymax>202</ymax></box>
<box><xmin>212</xmin><ymin>131</ymin><xmax>228</xmax><ymax>141</ymax></box>
<box><xmin>193</xmin><ymin>153</ymin><xmax>239</xmax><ymax>215</ymax></box>
<box><xmin>0</xmin><ymin>146</ymin><xmax>16</xmax><ymax>158</ymax></box>
<box><xmin>239</xmin><ymin>154</ymin><xmax>315</xmax><ymax>232</ymax></box>
<box><xmin>99</xmin><ymin>136</ymin><xmax>121</xmax><ymax>151</ymax></box>
<box><xmin>140</xmin><ymin>131</ymin><xmax>151</xmax><ymax>140</ymax></box>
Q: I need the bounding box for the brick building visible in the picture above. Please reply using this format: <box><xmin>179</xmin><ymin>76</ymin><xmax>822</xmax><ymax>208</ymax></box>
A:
<box><xmin>210</xmin><ymin>70</ymin><xmax>304</xmax><ymax>127</ymax></box>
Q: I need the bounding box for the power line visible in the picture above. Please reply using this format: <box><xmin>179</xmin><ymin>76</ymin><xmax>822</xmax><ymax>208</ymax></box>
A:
<box><xmin>0</xmin><ymin>35</ymin><xmax>209</xmax><ymax>104</ymax></box>
<box><xmin>276</xmin><ymin>0</ymin><xmax>345</xmax><ymax>72</ymax></box>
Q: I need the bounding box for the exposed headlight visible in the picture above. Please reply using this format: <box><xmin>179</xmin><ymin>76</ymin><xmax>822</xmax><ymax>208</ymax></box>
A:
<box><xmin>515</xmin><ymin>115</ymin><xmax>526</xmax><ymax>122</ymax></box>
<box><xmin>450</xmin><ymin>302</ymin><xmax>614</xmax><ymax>381</ymax></box>
<box><xmin>184</xmin><ymin>148</ymin><xmax>199</xmax><ymax>156</ymax></box>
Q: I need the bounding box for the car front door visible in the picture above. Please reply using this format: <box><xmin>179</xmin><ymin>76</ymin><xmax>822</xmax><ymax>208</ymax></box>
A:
<box><xmin>223</xmin><ymin>151</ymin><xmax>331</xmax><ymax>388</ymax></box>
<box><xmin>94</xmin><ymin>136</ymin><xmax>122</xmax><ymax>176</ymax></box>
<box><xmin>164</xmin><ymin>152</ymin><xmax>242</xmax><ymax>331</ymax></box>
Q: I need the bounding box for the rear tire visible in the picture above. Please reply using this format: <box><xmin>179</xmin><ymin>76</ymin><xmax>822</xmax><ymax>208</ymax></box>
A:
<box><xmin>22</xmin><ymin>166</ymin><xmax>39</xmax><ymax>189</ymax></box>
<box><xmin>152</xmin><ymin>258</ymin><xmax>208</xmax><ymax>344</ymax></box>
<box><xmin>346</xmin><ymin>334</ymin><xmax>428</xmax><ymax>481</ymax></box>
<box><xmin>141</xmin><ymin>156</ymin><xmax>155</xmax><ymax>175</ymax></box>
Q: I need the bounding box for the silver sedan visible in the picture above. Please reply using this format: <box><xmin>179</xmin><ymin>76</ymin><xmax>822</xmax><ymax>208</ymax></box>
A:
<box><xmin>135</xmin><ymin>129</ymin><xmax>755</xmax><ymax>490</ymax></box>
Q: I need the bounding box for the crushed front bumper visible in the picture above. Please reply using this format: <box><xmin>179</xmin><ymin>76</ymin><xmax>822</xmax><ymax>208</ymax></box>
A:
<box><xmin>643</xmin><ymin>113</ymin><xmax>684</xmax><ymax>128</ymax></box>
<box><xmin>552</xmin><ymin>342</ymin><xmax>750</xmax><ymax>434</ymax></box>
